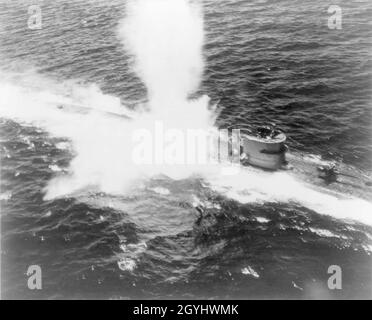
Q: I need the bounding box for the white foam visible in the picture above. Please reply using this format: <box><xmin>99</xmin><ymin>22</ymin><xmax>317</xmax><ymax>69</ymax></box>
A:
<box><xmin>241</xmin><ymin>266</ymin><xmax>260</xmax><ymax>278</ymax></box>
<box><xmin>117</xmin><ymin>241</ymin><xmax>148</xmax><ymax>272</ymax></box>
<box><xmin>256</xmin><ymin>217</ymin><xmax>270</xmax><ymax>223</ymax></box>
<box><xmin>0</xmin><ymin>191</ymin><xmax>12</xmax><ymax>201</ymax></box>
<box><xmin>309</xmin><ymin>227</ymin><xmax>348</xmax><ymax>240</ymax></box>
<box><xmin>208</xmin><ymin>167</ymin><xmax>372</xmax><ymax>226</ymax></box>
<box><xmin>118</xmin><ymin>258</ymin><xmax>136</xmax><ymax>272</ymax></box>
<box><xmin>55</xmin><ymin>142</ymin><xmax>70</xmax><ymax>150</ymax></box>
<box><xmin>150</xmin><ymin>187</ymin><xmax>170</xmax><ymax>195</ymax></box>
<box><xmin>48</xmin><ymin>164</ymin><xmax>63</xmax><ymax>172</ymax></box>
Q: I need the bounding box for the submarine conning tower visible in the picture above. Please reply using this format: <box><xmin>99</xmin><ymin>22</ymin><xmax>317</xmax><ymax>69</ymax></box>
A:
<box><xmin>240</xmin><ymin>126</ymin><xmax>287</xmax><ymax>170</ymax></box>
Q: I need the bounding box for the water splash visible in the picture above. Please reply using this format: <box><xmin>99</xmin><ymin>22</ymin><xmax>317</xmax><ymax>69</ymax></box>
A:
<box><xmin>207</xmin><ymin>167</ymin><xmax>372</xmax><ymax>226</ymax></box>
<box><xmin>120</xmin><ymin>0</ymin><xmax>205</xmax><ymax>115</ymax></box>
<box><xmin>0</xmin><ymin>0</ymin><xmax>216</xmax><ymax>198</ymax></box>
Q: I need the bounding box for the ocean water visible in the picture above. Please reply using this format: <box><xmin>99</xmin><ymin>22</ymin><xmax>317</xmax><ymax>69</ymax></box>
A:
<box><xmin>1</xmin><ymin>0</ymin><xmax>372</xmax><ymax>299</ymax></box>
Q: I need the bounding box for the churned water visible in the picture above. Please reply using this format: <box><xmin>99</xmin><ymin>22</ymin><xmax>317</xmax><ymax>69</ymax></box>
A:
<box><xmin>0</xmin><ymin>0</ymin><xmax>371</xmax><ymax>299</ymax></box>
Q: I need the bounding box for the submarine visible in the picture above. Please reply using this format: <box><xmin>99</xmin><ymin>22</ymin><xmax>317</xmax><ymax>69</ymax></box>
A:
<box><xmin>230</xmin><ymin>124</ymin><xmax>372</xmax><ymax>201</ymax></box>
<box><xmin>51</xmin><ymin>100</ymin><xmax>372</xmax><ymax>201</ymax></box>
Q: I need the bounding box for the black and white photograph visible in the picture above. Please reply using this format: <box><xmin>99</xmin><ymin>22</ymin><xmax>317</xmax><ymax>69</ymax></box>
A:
<box><xmin>0</xmin><ymin>0</ymin><xmax>371</xmax><ymax>303</ymax></box>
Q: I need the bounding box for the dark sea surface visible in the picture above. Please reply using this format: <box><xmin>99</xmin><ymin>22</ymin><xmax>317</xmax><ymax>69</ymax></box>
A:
<box><xmin>1</xmin><ymin>0</ymin><xmax>372</xmax><ymax>299</ymax></box>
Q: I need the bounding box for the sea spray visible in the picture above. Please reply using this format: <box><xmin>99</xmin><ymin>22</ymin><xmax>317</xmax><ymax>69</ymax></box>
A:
<box><xmin>118</xmin><ymin>0</ymin><xmax>216</xmax><ymax>146</ymax></box>
<box><xmin>120</xmin><ymin>0</ymin><xmax>205</xmax><ymax>115</ymax></box>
